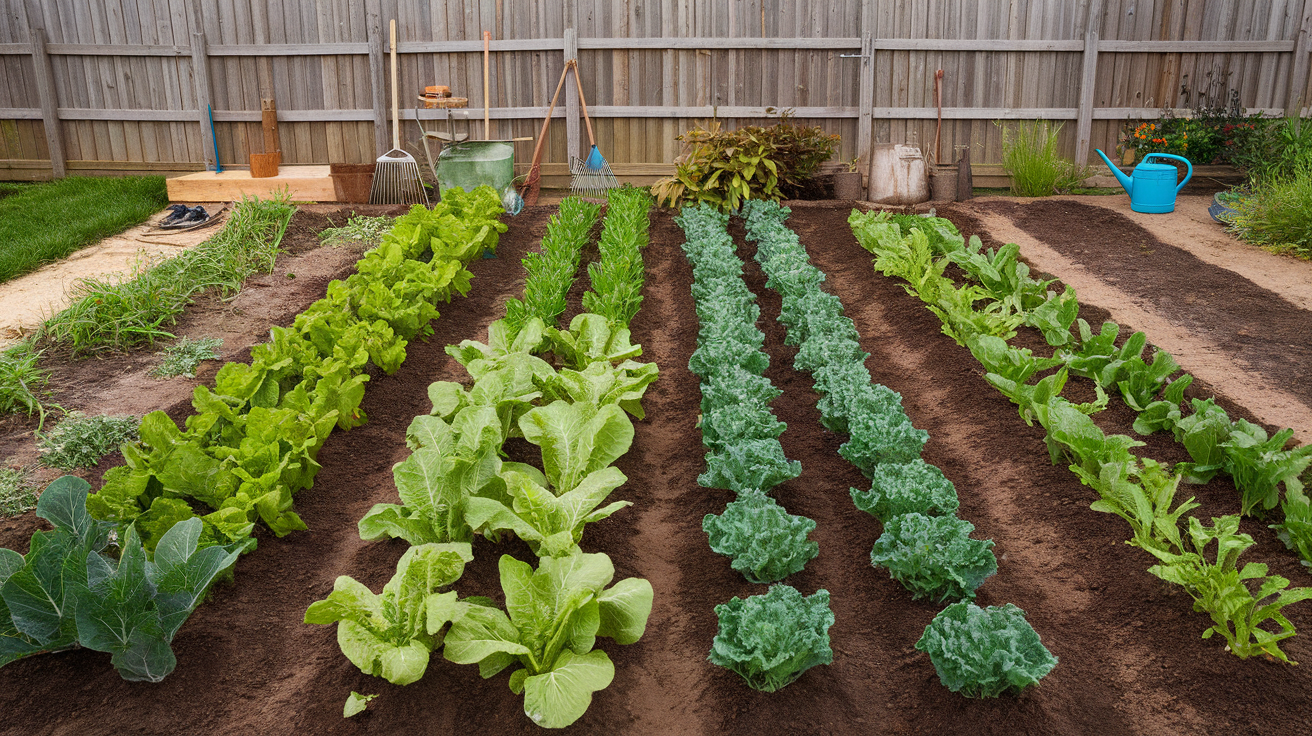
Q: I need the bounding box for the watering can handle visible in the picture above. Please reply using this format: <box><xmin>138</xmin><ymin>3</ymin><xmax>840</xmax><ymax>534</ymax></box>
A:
<box><xmin>1144</xmin><ymin>153</ymin><xmax>1193</xmax><ymax>194</ymax></box>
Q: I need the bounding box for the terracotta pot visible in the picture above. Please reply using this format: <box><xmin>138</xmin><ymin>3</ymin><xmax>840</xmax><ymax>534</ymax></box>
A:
<box><xmin>832</xmin><ymin>170</ymin><xmax>864</xmax><ymax>200</ymax></box>
<box><xmin>330</xmin><ymin>163</ymin><xmax>376</xmax><ymax>203</ymax></box>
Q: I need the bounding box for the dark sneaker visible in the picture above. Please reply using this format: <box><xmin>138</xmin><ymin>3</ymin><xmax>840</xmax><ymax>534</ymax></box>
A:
<box><xmin>159</xmin><ymin>204</ymin><xmax>190</xmax><ymax>226</ymax></box>
<box><xmin>161</xmin><ymin>206</ymin><xmax>209</xmax><ymax>229</ymax></box>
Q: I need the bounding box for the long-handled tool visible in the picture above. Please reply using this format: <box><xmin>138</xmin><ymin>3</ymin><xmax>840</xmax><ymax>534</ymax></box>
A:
<box><xmin>569</xmin><ymin>63</ymin><xmax>618</xmax><ymax>200</ymax></box>
<box><xmin>370</xmin><ymin>19</ymin><xmax>427</xmax><ymax>205</ymax></box>
<box><xmin>521</xmin><ymin>61</ymin><xmax>573</xmax><ymax>206</ymax></box>
<box><xmin>934</xmin><ymin>69</ymin><xmax>944</xmax><ymax>165</ymax></box>
<box><xmin>483</xmin><ymin>31</ymin><xmax>492</xmax><ymax>140</ymax></box>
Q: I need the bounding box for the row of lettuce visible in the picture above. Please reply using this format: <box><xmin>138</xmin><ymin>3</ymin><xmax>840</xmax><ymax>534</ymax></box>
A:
<box><xmin>305</xmin><ymin>189</ymin><xmax>661</xmax><ymax>728</ymax></box>
<box><xmin>0</xmin><ymin>187</ymin><xmax>508</xmax><ymax>682</ymax></box>
<box><xmin>674</xmin><ymin>202</ymin><xmax>1056</xmax><ymax>699</ymax></box>
<box><xmin>848</xmin><ymin>209</ymin><xmax>1312</xmax><ymax>663</ymax></box>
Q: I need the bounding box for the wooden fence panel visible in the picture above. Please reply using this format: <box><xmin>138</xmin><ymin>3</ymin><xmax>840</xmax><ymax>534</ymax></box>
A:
<box><xmin>1</xmin><ymin>0</ymin><xmax>1310</xmax><ymax>179</ymax></box>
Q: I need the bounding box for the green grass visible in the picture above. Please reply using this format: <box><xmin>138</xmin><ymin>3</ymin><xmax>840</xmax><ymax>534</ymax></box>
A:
<box><xmin>0</xmin><ymin>467</ymin><xmax>38</xmax><ymax>517</ymax></box>
<box><xmin>0</xmin><ymin>176</ymin><xmax>168</xmax><ymax>284</ymax></box>
<box><xmin>998</xmin><ymin>120</ymin><xmax>1091</xmax><ymax>197</ymax></box>
<box><xmin>0</xmin><ymin>342</ymin><xmax>57</xmax><ymax>428</ymax></box>
<box><xmin>151</xmin><ymin>336</ymin><xmax>223</xmax><ymax>378</ymax></box>
<box><xmin>36</xmin><ymin>411</ymin><xmax>139</xmax><ymax>471</ymax></box>
<box><xmin>1228</xmin><ymin>163</ymin><xmax>1312</xmax><ymax>259</ymax></box>
<box><xmin>36</xmin><ymin>194</ymin><xmax>295</xmax><ymax>355</ymax></box>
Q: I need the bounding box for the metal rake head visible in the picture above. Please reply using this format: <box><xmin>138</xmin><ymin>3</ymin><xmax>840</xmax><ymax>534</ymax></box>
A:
<box><xmin>569</xmin><ymin>157</ymin><xmax>620</xmax><ymax>201</ymax></box>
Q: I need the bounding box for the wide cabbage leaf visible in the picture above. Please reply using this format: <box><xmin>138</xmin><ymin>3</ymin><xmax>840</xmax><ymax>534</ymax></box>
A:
<box><xmin>304</xmin><ymin>542</ymin><xmax>473</xmax><ymax>686</ymax></box>
<box><xmin>442</xmin><ymin>551</ymin><xmax>652</xmax><ymax>729</ymax></box>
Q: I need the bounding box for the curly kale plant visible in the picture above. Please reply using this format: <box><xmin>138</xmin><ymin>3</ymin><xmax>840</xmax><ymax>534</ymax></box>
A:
<box><xmin>703</xmin><ymin>493</ymin><xmax>818</xmax><ymax>583</ymax></box>
<box><xmin>708</xmin><ymin>584</ymin><xmax>834</xmax><ymax>692</ymax></box>
<box><xmin>870</xmin><ymin>513</ymin><xmax>997</xmax><ymax>603</ymax></box>
<box><xmin>915</xmin><ymin>601</ymin><xmax>1057</xmax><ymax>698</ymax></box>
<box><xmin>851</xmin><ymin>459</ymin><xmax>960</xmax><ymax>522</ymax></box>
<box><xmin>699</xmin><ymin>438</ymin><xmax>801</xmax><ymax>494</ymax></box>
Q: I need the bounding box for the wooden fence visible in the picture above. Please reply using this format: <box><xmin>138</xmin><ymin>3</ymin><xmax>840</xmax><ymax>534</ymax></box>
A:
<box><xmin>2</xmin><ymin>0</ymin><xmax>1310</xmax><ymax>189</ymax></box>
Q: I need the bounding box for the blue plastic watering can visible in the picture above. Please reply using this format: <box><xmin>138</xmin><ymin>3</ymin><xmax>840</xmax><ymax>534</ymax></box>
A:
<box><xmin>1095</xmin><ymin>149</ymin><xmax>1192</xmax><ymax>213</ymax></box>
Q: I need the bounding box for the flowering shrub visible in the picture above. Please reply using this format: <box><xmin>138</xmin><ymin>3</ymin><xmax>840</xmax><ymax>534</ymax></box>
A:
<box><xmin>1119</xmin><ymin>117</ymin><xmax>1220</xmax><ymax>164</ymax></box>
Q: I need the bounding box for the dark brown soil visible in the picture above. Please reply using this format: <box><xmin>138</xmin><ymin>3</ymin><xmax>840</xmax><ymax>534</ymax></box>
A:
<box><xmin>0</xmin><ymin>203</ymin><xmax>1308</xmax><ymax>736</ymax></box>
<box><xmin>973</xmin><ymin>199</ymin><xmax>1312</xmax><ymax>407</ymax></box>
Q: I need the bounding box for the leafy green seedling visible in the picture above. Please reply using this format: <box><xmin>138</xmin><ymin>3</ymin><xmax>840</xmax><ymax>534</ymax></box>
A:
<box><xmin>37</xmin><ymin>412</ymin><xmax>139</xmax><ymax>471</ymax></box>
<box><xmin>152</xmin><ymin>336</ymin><xmax>223</xmax><ymax>379</ymax></box>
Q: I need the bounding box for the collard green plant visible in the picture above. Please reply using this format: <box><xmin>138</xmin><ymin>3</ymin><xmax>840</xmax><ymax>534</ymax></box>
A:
<box><xmin>915</xmin><ymin>601</ymin><xmax>1058</xmax><ymax>698</ymax></box>
<box><xmin>870</xmin><ymin>513</ymin><xmax>997</xmax><ymax>604</ymax></box>
<box><xmin>708</xmin><ymin>584</ymin><xmax>834</xmax><ymax>692</ymax></box>
<box><xmin>304</xmin><ymin>542</ymin><xmax>473</xmax><ymax>685</ymax></box>
<box><xmin>703</xmin><ymin>493</ymin><xmax>819</xmax><ymax>584</ymax></box>
<box><xmin>850</xmin><ymin>459</ymin><xmax>960</xmax><ymax>522</ymax></box>
<box><xmin>839</xmin><ymin>411</ymin><xmax>929</xmax><ymax>475</ymax></box>
<box><xmin>0</xmin><ymin>476</ymin><xmax>242</xmax><ymax>682</ymax></box>
<box><xmin>442</xmin><ymin>552</ymin><xmax>653</xmax><ymax>729</ymax></box>
<box><xmin>699</xmin><ymin>403</ymin><xmax>787</xmax><ymax>453</ymax></box>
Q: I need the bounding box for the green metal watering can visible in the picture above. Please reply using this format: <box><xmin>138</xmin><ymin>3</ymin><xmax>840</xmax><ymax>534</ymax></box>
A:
<box><xmin>1095</xmin><ymin>149</ymin><xmax>1192</xmax><ymax>213</ymax></box>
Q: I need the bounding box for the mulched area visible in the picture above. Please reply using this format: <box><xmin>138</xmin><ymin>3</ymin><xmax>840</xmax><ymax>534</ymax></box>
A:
<box><xmin>0</xmin><ymin>202</ymin><xmax>1307</xmax><ymax>735</ymax></box>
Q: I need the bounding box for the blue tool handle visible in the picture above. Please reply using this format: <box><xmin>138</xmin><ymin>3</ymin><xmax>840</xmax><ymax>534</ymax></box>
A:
<box><xmin>1144</xmin><ymin>153</ymin><xmax>1192</xmax><ymax>193</ymax></box>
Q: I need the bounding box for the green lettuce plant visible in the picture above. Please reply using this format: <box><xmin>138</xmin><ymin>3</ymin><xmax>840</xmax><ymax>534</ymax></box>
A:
<box><xmin>442</xmin><ymin>552</ymin><xmax>653</xmax><ymax>729</ymax></box>
<box><xmin>703</xmin><ymin>493</ymin><xmax>818</xmax><ymax>583</ymax></box>
<box><xmin>699</xmin><ymin>438</ymin><xmax>801</xmax><ymax>494</ymax></box>
<box><xmin>304</xmin><ymin>542</ymin><xmax>473</xmax><ymax>685</ymax></box>
<box><xmin>708</xmin><ymin>584</ymin><xmax>834</xmax><ymax>692</ymax></box>
<box><xmin>870</xmin><ymin>513</ymin><xmax>997</xmax><ymax>603</ymax></box>
<box><xmin>915</xmin><ymin>601</ymin><xmax>1057</xmax><ymax>697</ymax></box>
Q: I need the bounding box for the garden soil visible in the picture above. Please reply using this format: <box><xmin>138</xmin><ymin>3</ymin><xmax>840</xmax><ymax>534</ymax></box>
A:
<box><xmin>0</xmin><ymin>201</ymin><xmax>1309</xmax><ymax>736</ymax></box>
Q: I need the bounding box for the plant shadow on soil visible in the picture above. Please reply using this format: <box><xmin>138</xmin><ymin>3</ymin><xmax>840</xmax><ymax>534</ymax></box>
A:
<box><xmin>0</xmin><ymin>202</ymin><xmax>1307</xmax><ymax>735</ymax></box>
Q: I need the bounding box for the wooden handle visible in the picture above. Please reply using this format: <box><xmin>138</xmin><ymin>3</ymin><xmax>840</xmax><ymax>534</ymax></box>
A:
<box><xmin>483</xmin><ymin>31</ymin><xmax>491</xmax><ymax>140</ymax></box>
<box><xmin>528</xmin><ymin>62</ymin><xmax>572</xmax><ymax>171</ymax></box>
<box><xmin>570</xmin><ymin>62</ymin><xmax>597</xmax><ymax>147</ymax></box>
<box><xmin>390</xmin><ymin>20</ymin><xmax>399</xmax><ymax>150</ymax></box>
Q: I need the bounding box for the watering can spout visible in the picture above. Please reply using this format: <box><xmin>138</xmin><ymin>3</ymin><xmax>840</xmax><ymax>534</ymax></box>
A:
<box><xmin>1095</xmin><ymin>149</ymin><xmax>1133</xmax><ymax>194</ymax></box>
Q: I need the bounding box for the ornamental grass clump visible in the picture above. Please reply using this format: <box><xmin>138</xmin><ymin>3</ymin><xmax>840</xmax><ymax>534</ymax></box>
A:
<box><xmin>998</xmin><ymin>119</ymin><xmax>1090</xmax><ymax>196</ymax></box>
<box><xmin>915</xmin><ymin>601</ymin><xmax>1058</xmax><ymax>698</ymax></box>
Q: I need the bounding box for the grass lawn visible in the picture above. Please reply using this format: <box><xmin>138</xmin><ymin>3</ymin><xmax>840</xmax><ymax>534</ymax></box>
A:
<box><xmin>0</xmin><ymin>176</ymin><xmax>168</xmax><ymax>284</ymax></box>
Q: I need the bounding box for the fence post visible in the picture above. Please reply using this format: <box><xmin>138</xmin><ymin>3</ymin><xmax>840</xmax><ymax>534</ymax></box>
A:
<box><xmin>1074</xmin><ymin>0</ymin><xmax>1105</xmax><ymax>167</ymax></box>
<box><xmin>189</xmin><ymin>29</ymin><xmax>214</xmax><ymax>172</ymax></box>
<box><xmin>365</xmin><ymin>0</ymin><xmax>389</xmax><ymax>158</ymax></box>
<box><xmin>28</xmin><ymin>26</ymin><xmax>65</xmax><ymax>179</ymax></box>
<box><xmin>1289</xmin><ymin>0</ymin><xmax>1312</xmax><ymax>117</ymax></box>
<box><xmin>565</xmin><ymin>27</ymin><xmax>579</xmax><ymax>164</ymax></box>
<box><xmin>856</xmin><ymin>0</ymin><xmax>874</xmax><ymax>197</ymax></box>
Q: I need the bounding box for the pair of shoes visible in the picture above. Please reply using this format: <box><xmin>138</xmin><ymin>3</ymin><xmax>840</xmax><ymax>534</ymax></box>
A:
<box><xmin>160</xmin><ymin>205</ymin><xmax>209</xmax><ymax>229</ymax></box>
<box><xmin>159</xmin><ymin>204</ymin><xmax>190</xmax><ymax>226</ymax></box>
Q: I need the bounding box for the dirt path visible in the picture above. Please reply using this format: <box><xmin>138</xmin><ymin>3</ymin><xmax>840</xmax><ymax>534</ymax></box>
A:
<box><xmin>0</xmin><ymin>205</ymin><xmax>227</xmax><ymax>348</ymax></box>
<box><xmin>944</xmin><ymin>197</ymin><xmax>1312</xmax><ymax>445</ymax></box>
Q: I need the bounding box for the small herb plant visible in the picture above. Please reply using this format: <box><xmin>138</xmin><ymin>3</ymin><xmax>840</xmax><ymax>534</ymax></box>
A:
<box><xmin>151</xmin><ymin>336</ymin><xmax>223</xmax><ymax>378</ymax></box>
<box><xmin>0</xmin><ymin>467</ymin><xmax>37</xmax><ymax>517</ymax></box>
<box><xmin>318</xmin><ymin>214</ymin><xmax>395</xmax><ymax>249</ymax></box>
<box><xmin>0</xmin><ymin>342</ymin><xmax>55</xmax><ymax>427</ymax></box>
<box><xmin>37</xmin><ymin>412</ymin><xmax>139</xmax><ymax>471</ymax></box>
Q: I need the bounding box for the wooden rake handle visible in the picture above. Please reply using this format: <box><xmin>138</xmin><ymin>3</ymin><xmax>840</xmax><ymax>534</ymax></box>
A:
<box><xmin>570</xmin><ymin>62</ymin><xmax>598</xmax><ymax>148</ymax></box>
<box><xmin>528</xmin><ymin>60</ymin><xmax>574</xmax><ymax>172</ymax></box>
